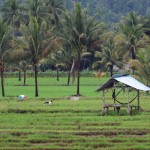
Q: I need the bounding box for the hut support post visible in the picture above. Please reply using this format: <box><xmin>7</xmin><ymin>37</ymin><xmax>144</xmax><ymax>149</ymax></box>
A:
<box><xmin>127</xmin><ymin>87</ymin><xmax>131</xmax><ymax>115</ymax></box>
<box><xmin>137</xmin><ymin>90</ymin><xmax>140</xmax><ymax>111</ymax></box>
<box><xmin>127</xmin><ymin>87</ymin><xmax>130</xmax><ymax>115</ymax></box>
<box><xmin>102</xmin><ymin>90</ymin><xmax>106</xmax><ymax>114</ymax></box>
<box><xmin>102</xmin><ymin>90</ymin><xmax>105</xmax><ymax>106</ymax></box>
<box><xmin>114</xmin><ymin>82</ymin><xmax>116</xmax><ymax>111</ymax></box>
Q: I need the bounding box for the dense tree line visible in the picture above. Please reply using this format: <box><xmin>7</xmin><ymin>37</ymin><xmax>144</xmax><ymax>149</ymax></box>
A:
<box><xmin>0</xmin><ymin>0</ymin><xmax>150</xmax><ymax>97</ymax></box>
<box><xmin>67</xmin><ymin>0</ymin><xmax>150</xmax><ymax>24</ymax></box>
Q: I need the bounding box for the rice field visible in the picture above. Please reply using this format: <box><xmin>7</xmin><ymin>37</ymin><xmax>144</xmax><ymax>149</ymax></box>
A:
<box><xmin>0</xmin><ymin>77</ymin><xmax>150</xmax><ymax>150</ymax></box>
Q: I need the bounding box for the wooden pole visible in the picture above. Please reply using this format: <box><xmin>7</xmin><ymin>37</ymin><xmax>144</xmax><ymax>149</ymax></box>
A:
<box><xmin>127</xmin><ymin>87</ymin><xmax>130</xmax><ymax>115</ymax></box>
<box><xmin>102</xmin><ymin>90</ymin><xmax>106</xmax><ymax>115</ymax></box>
<box><xmin>137</xmin><ymin>90</ymin><xmax>140</xmax><ymax>111</ymax></box>
<box><xmin>102</xmin><ymin>90</ymin><xmax>105</xmax><ymax>106</ymax></box>
<box><xmin>114</xmin><ymin>82</ymin><xmax>116</xmax><ymax>111</ymax></box>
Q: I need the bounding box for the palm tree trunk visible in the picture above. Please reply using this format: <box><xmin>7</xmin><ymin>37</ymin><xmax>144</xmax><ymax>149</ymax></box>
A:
<box><xmin>131</xmin><ymin>46</ymin><xmax>136</xmax><ymax>59</ymax></box>
<box><xmin>71</xmin><ymin>60</ymin><xmax>75</xmax><ymax>85</ymax></box>
<box><xmin>18</xmin><ymin>70</ymin><xmax>21</xmax><ymax>81</ymax></box>
<box><xmin>146</xmin><ymin>81</ymin><xmax>149</xmax><ymax>93</ymax></box>
<box><xmin>1</xmin><ymin>70</ymin><xmax>5</xmax><ymax>97</ymax></box>
<box><xmin>110</xmin><ymin>65</ymin><xmax>113</xmax><ymax>77</ymax></box>
<box><xmin>56</xmin><ymin>68</ymin><xmax>59</xmax><ymax>81</ymax></box>
<box><xmin>132</xmin><ymin>67</ymin><xmax>135</xmax><ymax>75</ymax></box>
<box><xmin>77</xmin><ymin>52</ymin><xmax>80</xmax><ymax>96</ymax></box>
<box><xmin>23</xmin><ymin>71</ymin><xmax>26</xmax><ymax>85</ymax></box>
<box><xmin>72</xmin><ymin>70</ymin><xmax>75</xmax><ymax>85</ymax></box>
<box><xmin>67</xmin><ymin>68</ymin><xmax>71</xmax><ymax>86</ymax></box>
<box><xmin>130</xmin><ymin>46</ymin><xmax>136</xmax><ymax>75</ymax></box>
<box><xmin>34</xmin><ymin>64</ymin><xmax>38</xmax><ymax>97</ymax></box>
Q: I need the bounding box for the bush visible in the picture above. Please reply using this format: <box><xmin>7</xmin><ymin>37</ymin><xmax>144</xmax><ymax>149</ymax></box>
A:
<box><xmin>4</xmin><ymin>70</ymin><xmax>109</xmax><ymax>78</ymax></box>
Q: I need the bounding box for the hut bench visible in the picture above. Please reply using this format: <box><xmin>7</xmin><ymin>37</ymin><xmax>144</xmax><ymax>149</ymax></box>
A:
<box><xmin>102</xmin><ymin>104</ymin><xmax>122</xmax><ymax>114</ymax></box>
<box><xmin>129</xmin><ymin>105</ymin><xmax>140</xmax><ymax>110</ymax></box>
<box><xmin>102</xmin><ymin>104</ymin><xmax>121</xmax><ymax>113</ymax></box>
<box><xmin>102</xmin><ymin>104</ymin><xmax>140</xmax><ymax>115</ymax></box>
<box><xmin>127</xmin><ymin>105</ymin><xmax>141</xmax><ymax>115</ymax></box>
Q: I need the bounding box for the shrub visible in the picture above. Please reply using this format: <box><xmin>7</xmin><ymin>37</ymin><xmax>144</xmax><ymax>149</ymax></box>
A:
<box><xmin>4</xmin><ymin>70</ymin><xmax>109</xmax><ymax>78</ymax></box>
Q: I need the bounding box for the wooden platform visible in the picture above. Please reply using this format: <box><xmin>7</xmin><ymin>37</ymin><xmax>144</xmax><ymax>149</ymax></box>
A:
<box><xmin>102</xmin><ymin>104</ymin><xmax>140</xmax><ymax>115</ymax></box>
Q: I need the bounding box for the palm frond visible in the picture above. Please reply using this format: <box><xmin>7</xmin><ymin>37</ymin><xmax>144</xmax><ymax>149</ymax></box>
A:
<box><xmin>92</xmin><ymin>61</ymin><xmax>102</xmax><ymax>69</ymax></box>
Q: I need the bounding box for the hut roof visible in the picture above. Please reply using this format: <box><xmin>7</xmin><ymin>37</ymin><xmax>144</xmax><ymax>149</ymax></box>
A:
<box><xmin>96</xmin><ymin>74</ymin><xmax>150</xmax><ymax>92</ymax></box>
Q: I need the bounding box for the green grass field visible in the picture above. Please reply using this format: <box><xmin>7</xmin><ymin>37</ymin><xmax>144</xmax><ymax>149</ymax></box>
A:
<box><xmin>0</xmin><ymin>77</ymin><xmax>150</xmax><ymax>150</ymax></box>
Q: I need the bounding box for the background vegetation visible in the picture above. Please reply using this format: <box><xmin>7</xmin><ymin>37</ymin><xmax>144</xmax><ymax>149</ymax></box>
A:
<box><xmin>67</xmin><ymin>0</ymin><xmax>150</xmax><ymax>24</ymax></box>
<box><xmin>0</xmin><ymin>0</ymin><xmax>149</xmax><ymax>97</ymax></box>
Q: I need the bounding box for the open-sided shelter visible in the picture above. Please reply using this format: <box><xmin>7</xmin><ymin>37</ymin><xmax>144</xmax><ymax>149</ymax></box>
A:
<box><xmin>96</xmin><ymin>74</ymin><xmax>150</xmax><ymax>115</ymax></box>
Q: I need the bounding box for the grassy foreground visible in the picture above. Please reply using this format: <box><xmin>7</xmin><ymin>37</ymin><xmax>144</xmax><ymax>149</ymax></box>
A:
<box><xmin>0</xmin><ymin>77</ymin><xmax>150</xmax><ymax>150</ymax></box>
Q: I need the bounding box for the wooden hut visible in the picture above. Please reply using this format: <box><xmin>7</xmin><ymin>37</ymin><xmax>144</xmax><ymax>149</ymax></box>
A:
<box><xmin>96</xmin><ymin>74</ymin><xmax>150</xmax><ymax>115</ymax></box>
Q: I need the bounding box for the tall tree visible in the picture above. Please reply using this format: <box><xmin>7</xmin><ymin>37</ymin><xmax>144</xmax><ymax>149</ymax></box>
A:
<box><xmin>129</xmin><ymin>47</ymin><xmax>150</xmax><ymax>86</ymax></box>
<box><xmin>120</xmin><ymin>12</ymin><xmax>147</xmax><ymax>60</ymax></box>
<box><xmin>20</xmin><ymin>17</ymin><xmax>51</xmax><ymax>97</ymax></box>
<box><xmin>93</xmin><ymin>33</ymin><xmax>124</xmax><ymax>77</ymax></box>
<box><xmin>137</xmin><ymin>47</ymin><xmax>150</xmax><ymax>86</ymax></box>
<box><xmin>61</xmin><ymin>3</ymin><xmax>103</xmax><ymax>95</ymax></box>
<box><xmin>24</xmin><ymin>0</ymin><xmax>46</xmax><ymax>22</ymax></box>
<box><xmin>45</xmin><ymin>0</ymin><xmax>65</xmax><ymax>26</ymax></box>
<box><xmin>47</xmin><ymin>51</ymin><xmax>64</xmax><ymax>81</ymax></box>
<box><xmin>0</xmin><ymin>17</ymin><xmax>12</xmax><ymax>97</ymax></box>
<box><xmin>60</xmin><ymin>43</ymin><xmax>76</xmax><ymax>86</ymax></box>
<box><xmin>0</xmin><ymin>0</ymin><xmax>22</xmax><ymax>37</ymax></box>
<box><xmin>119</xmin><ymin>12</ymin><xmax>149</xmax><ymax>74</ymax></box>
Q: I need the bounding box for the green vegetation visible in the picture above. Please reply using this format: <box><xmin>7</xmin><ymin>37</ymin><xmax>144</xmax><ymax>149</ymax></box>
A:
<box><xmin>2</xmin><ymin>77</ymin><xmax>107</xmax><ymax>98</ymax></box>
<box><xmin>0</xmin><ymin>1</ymin><xmax>149</xmax><ymax>149</ymax></box>
<box><xmin>67</xmin><ymin>0</ymin><xmax>150</xmax><ymax>24</ymax></box>
<box><xmin>0</xmin><ymin>0</ymin><xmax>149</xmax><ymax>97</ymax></box>
<box><xmin>0</xmin><ymin>77</ymin><xmax>150</xmax><ymax>149</ymax></box>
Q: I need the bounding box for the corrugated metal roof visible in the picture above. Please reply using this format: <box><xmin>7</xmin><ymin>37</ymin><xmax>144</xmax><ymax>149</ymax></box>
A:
<box><xmin>115</xmin><ymin>75</ymin><xmax>150</xmax><ymax>91</ymax></box>
<box><xmin>96</xmin><ymin>74</ymin><xmax>150</xmax><ymax>91</ymax></box>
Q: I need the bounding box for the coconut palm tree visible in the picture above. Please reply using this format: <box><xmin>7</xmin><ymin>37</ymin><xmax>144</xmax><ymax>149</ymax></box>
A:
<box><xmin>5</xmin><ymin>33</ymin><xmax>32</xmax><ymax>83</ymax></box>
<box><xmin>93</xmin><ymin>33</ymin><xmax>124</xmax><ymax>77</ymax></box>
<box><xmin>24</xmin><ymin>0</ymin><xmax>47</xmax><ymax>23</ymax></box>
<box><xmin>47</xmin><ymin>51</ymin><xmax>64</xmax><ymax>81</ymax></box>
<box><xmin>61</xmin><ymin>3</ymin><xmax>103</xmax><ymax>95</ymax></box>
<box><xmin>0</xmin><ymin>17</ymin><xmax>12</xmax><ymax>97</ymax></box>
<box><xmin>11</xmin><ymin>66</ymin><xmax>22</xmax><ymax>81</ymax></box>
<box><xmin>118</xmin><ymin>12</ymin><xmax>150</xmax><ymax>75</ymax></box>
<box><xmin>20</xmin><ymin>17</ymin><xmax>52</xmax><ymax>97</ymax></box>
<box><xmin>129</xmin><ymin>47</ymin><xmax>150</xmax><ymax>86</ymax></box>
<box><xmin>0</xmin><ymin>0</ymin><xmax>22</xmax><ymax>38</ymax></box>
<box><xmin>45</xmin><ymin>0</ymin><xmax>65</xmax><ymax>26</ymax></box>
<box><xmin>143</xmin><ymin>17</ymin><xmax>150</xmax><ymax>37</ymax></box>
<box><xmin>120</xmin><ymin>12</ymin><xmax>148</xmax><ymax>60</ymax></box>
<box><xmin>138</xmin><ymin>49</ymin><xmax>150</xmax><ymax>86</ymax></box>
<box><xmin>59</xmin><ymin>43</ymin><xmax>76</xmax><ymax>85</ymax></box>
